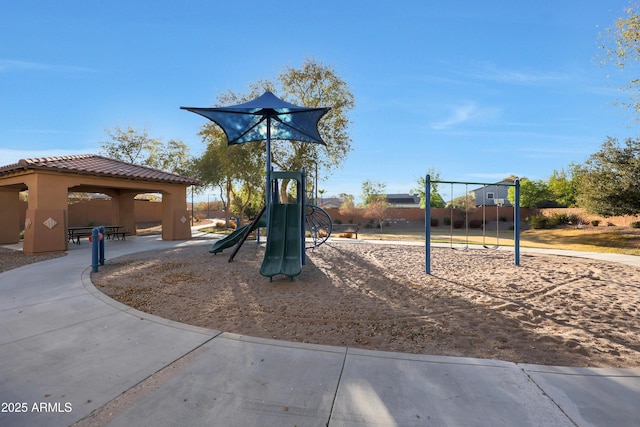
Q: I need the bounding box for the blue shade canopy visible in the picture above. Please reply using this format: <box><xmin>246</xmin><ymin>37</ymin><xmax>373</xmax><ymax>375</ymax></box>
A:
<box><xmin>181</xmin><ymin>91</ymin><xmax>330</xmax><ymax>145</ymax></box>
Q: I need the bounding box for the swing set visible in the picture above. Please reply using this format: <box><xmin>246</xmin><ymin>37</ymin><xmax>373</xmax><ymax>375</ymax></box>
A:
<box><xmin>424</xmin><ymin>175</ymin><xmax>521</xmax><ymax>274</ymax></box>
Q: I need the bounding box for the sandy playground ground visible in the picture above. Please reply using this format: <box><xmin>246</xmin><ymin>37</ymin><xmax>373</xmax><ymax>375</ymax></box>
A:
<box><xmin>91</xmin><ymin>240</ymin><xmax>640</xmax><ymax>368</ymax></box>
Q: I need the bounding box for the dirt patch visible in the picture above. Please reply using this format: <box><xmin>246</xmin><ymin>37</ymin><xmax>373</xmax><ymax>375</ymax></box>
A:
<box><xmin>0</xmin><ymin>247</ymin><xmax>66</xmax><ymax>273</ymax></box>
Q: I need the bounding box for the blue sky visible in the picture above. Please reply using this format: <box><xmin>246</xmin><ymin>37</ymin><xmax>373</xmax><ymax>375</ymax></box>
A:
<box><xmin>1</xmin><ymin>1</ymin><xmax>637</xmax><ymax>202</ymax></box>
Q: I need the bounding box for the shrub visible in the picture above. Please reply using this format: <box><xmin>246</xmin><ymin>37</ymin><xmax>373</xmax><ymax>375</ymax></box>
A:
<box><xmin>499</xmin><ymin>216</ymin><xmax>508</xmax><ymax>222</ymax></box>
<box><xmin>453</xmin><ymin>220</ymin><xmax>465</xmax><ymax>229</ymax></box>
<box><xmin>333</xmin><ymin>218</ymin><xmax>343</xmax><ymax>225</ymax></box>
<box><xmin>443</xmin><ymin>217</ymin><xmax>451</xmax><ymax>226</ymax></box>
<box><xmin>631</xmin><ymin>221</ymin><xmax>640</xmax><ymax>229</ymax></box>
<box><xmin>550</xmin><ymin>212</ymin><xmax>570</xmax><ymax>225</ymax></box>
<box><xmin>567</xmin><ymin>213</ymin><xmax>585</xmax><ymax>225</ymax></box>
<box><xmin>430</xmin><ymin>218</ymin><xmax>439</xmax><ymax>227</ymax></box>
<box><xmin>526</xmin><ymin>214</ymin><xmax>556</xmax><ymax>229</ymax></box>
<box><xmin>469</xmin><ymin>219</ymin><xmax>483</xmax><ymax>229</ymax></box>
<box><xmin>590</xmin><ymin>220</ymin><xmax>601</xmax><ymax>226</ymax></box>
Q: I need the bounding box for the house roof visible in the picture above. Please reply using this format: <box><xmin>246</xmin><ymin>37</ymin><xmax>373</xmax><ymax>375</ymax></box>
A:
<box><xmin>470</xmin><ymin>181</ymin><xmax>514</xmax><ymax>192</ymax></box>
<box><xmin>0</xmin><ymin>154</ymin><xmax>199</xmax><ymax>185</ymax></box>
<box><xmin>317</xmin><ymin>197</ymin><xmax>343</xmax><ymax>209</ymax></box>
<box><xmin>386</xmin><ymin>193</ymin><xmax>420</xmax><ymax>204</ymax></box>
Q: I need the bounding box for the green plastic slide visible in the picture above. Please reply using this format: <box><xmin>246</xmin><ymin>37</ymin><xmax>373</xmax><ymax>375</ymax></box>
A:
<box><xmin>260</xmin><ymin>203</ymin><xmax>302</xmax><ymax>280</ymax></box>
<box><xmin>209</xmin><ymin>207</ymin><xmax>267</xmax><ymax>256</ymax></box>
<box><xmin>209</xmin><ymin>223</ymin><xmax>252</xmax><ymax>254</ymax></box>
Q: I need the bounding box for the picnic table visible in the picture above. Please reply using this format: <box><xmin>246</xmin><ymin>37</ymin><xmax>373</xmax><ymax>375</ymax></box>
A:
<box><xmin>68</xmin><ymin>226</ymin><xmax>127</xmax><ymax>244</ymax></box>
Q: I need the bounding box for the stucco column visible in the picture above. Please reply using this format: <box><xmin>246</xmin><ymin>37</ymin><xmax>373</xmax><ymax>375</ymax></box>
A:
<box><xmin>0</xmin><ymin>188</ymin><xmax>21</xmax><ymax>244</ymax></box>
<box><xmin>109</xmin><ymin>191</ymin><xmax>137</xmax><ymax>236</ymax></box>
<box><xmin>23</xmin><ymin>174</ymin><xmax>69</xmax><ymax>254</ymax></box>
<box><xmin>161</xmin><ymin>187</ymin><xmax>191</xmax><ymax>240</ymax></box>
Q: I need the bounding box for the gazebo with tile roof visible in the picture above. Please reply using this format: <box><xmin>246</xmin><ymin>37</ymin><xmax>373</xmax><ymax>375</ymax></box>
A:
<box><xmin>0</xmin><ymin>154</ymin><xmax>199</xmax><ymax>254</ymax></box>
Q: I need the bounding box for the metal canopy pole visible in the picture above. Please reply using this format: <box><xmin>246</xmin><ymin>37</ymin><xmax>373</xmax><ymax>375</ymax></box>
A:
<box><xmin>425</xmin><ymin>174</ymin><xmax>432</xmax><ymax>274</ymax></box>
<box><xmin>265</xmin><ymin>116</ymin><xmax>272</xmax><ymax>227</ymax></box>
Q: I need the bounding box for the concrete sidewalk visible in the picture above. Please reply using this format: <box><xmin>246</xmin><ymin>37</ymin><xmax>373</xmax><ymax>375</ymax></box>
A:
<box><xmin>0</xmin><ymin>235</ymin><xmax>638</xmax><ymax>426</ymax></box>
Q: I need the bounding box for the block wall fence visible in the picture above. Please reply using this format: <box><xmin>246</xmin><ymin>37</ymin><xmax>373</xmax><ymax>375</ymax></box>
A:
<box><xmin>17</xmin><ymin>202</ymin><xmax>639</xmax><ymax>230</ymax></box>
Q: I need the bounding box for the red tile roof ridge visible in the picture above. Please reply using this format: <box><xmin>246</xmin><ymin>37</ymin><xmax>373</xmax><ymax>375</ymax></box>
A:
<box><xmin>1</xmin><ymin>154</ymin><xmax>199</xmax><ymax>185</ymax></box>
<box><xmin>21</xmin><ymin>154</ymin><xmax>95</xmax><ymax>165</ymax></box>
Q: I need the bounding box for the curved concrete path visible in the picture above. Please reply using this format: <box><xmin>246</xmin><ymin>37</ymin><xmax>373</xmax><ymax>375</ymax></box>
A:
<box><xmin>1</xmin><ymin>234</ymin><xmax>639</xmax><ymax>426</ymax></box>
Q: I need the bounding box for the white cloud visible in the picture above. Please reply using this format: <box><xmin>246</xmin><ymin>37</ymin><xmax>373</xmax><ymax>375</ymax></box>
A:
<box><xmin>467</xmin><ymin>61</ymin><xmax>570</xmax><ymax>85</ymax></box>
<box><xmin>430</xmin><ymin>102</ymin><xmax>501</xmax><ymax>130</ymax></box>
<box><xmin>430</xmin><ymin>102</ymin><xmax>478</xmax><ymax>130</ymax></box>
<box><xmin>0</xmin><ymin>58</ymin><xmax>93</xmax><ymax>73</ymax></box>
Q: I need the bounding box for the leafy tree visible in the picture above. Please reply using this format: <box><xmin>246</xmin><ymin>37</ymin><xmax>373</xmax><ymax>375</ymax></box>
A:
<box><xmin>231</xmin><ymin>181</ymin><xmax>264</xmax><ymax>222</ymax></box>
<box><xmin>100</xmin><ymin>126</ymin><xmax>192</xmax><ymax>174</ymax></box>
<box><xmin>361</xmin><ymin>180</ymin><xmax>386</xmax><ymax>206</ymax></box>
<box><xmin>338</xmin><ymin>194</ymin><xmax>357</xmax><ymax>223</ymax></box>
<box><xmin>318</xmin><ymin>189</ymin><xmax>326</xmax><ymax>204</ymax></box>
<box><xmin>413</xmin><ymin>168</ymin><xmax>446</xmax><ymax>208</ymax></box>
<box><xmin>205</xmin><ymin>58</ymin><xmax>355</xmax><ymax>203</ymax></box>
<box><xmin>547</xmin><ymin>168</ymin><xmax>578</xmax><ymax>207</ymax></box>
<box><xmin>100</xmin><ymin>126</ymin><xmax>159</xmax><ymax>164</ymax></box>
<box><xmin>194</xmin><ymin>126</ymin><xmax>263</xmax><ymax>225</ymax></box>
<box><xmin>363</xmin><ymin>197</ymin><xmax>389</xmax><ymax>232</ymax></box>
<box><xmin>277</xmin><ymin>58</ymin><xmax>355</xmax><ymax>181</ymax></box>
<box><xmin>158</xmin><ymin>139</ymin><xmax>193</xmax><ymax>175</ymax></box>
<box><xmin>449</xmin><ymin>193</ymin><xmax>475</xmax><ymax>211</ymax></box>
<box><xmin>573</xmin><ymin>137</ymin><xmax>640</xmax><ymax>216</ymax></box>
<box><xmin>507</xmin><ymin>178</ymin><xmax>550</xmax><ymax>208</ymax></box>
<box><xmin>599</xmin><ymin>4</ymin><xmax>640</xmax><ymax>117</ymax></box>
<box><xmin>501</xmin><ymin>175</ymin><xmax>519</xmax><ymax>183</ymax></box>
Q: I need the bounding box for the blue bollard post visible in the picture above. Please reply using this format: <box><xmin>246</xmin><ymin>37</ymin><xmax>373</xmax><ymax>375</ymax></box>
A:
<box><xmin>425</xmin><ymin>175</ymin><xmax>431</xmax><ymax>275</ymax></box>
<box><xmin>91</xmin><ymin>228</ymin><xmax>99</xmax><ymax>272</ymax></box>
<box><xmin>99</xmin><ymin>225</ymin><xmax>105</xmax><ymax>266</ymax></box>
<box><xmin>514</xmin><ymin>179</ymin><xmax>521</xmax><ymax>267</ymax></box>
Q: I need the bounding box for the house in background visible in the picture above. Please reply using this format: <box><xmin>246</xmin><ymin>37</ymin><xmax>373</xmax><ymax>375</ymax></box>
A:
<box><xmin>471</xmin><ymin>182</ymin><xmax>512</xmax><ymax>206</ymax></box>
<box><xmin>386</xmin><ymin>193</ymin><xmax>420</xmax><ymax>208</ymax></box>
<box><xmin>317</xmin><ymin>193</ymin><xmax>421</xmax><ymax>209</ymax></box>
<box><xmin>317</xmin><ymin>197</ymin><xmax>343</xmax><ymax>209</ymax></box>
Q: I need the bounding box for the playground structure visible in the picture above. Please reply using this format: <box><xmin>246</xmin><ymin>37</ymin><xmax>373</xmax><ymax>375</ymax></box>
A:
<box><xmin>182</xmin><ymin>91</ymin><xmax>332</xmax><ymax>281</ymax></box>
<box><xmin>424</xmin><ymin>176</ymin><xmax>521</xmax><ymax>274</ymax></box>
<box><xmin>209</xmin><ymin>169</ymin><xmax>333</xmax><ymax>281</ymax></box>
<box><xmin>259</xmin><ymin>171</ymin><xmax>306</xmax><ymax>281</ymax></box>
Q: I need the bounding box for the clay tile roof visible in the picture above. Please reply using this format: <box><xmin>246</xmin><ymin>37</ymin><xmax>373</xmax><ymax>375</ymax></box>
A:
<box><xmin>0</xmin><ymin>154</ymin><xmax>199</xmax><ymax>185</ymax></box>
